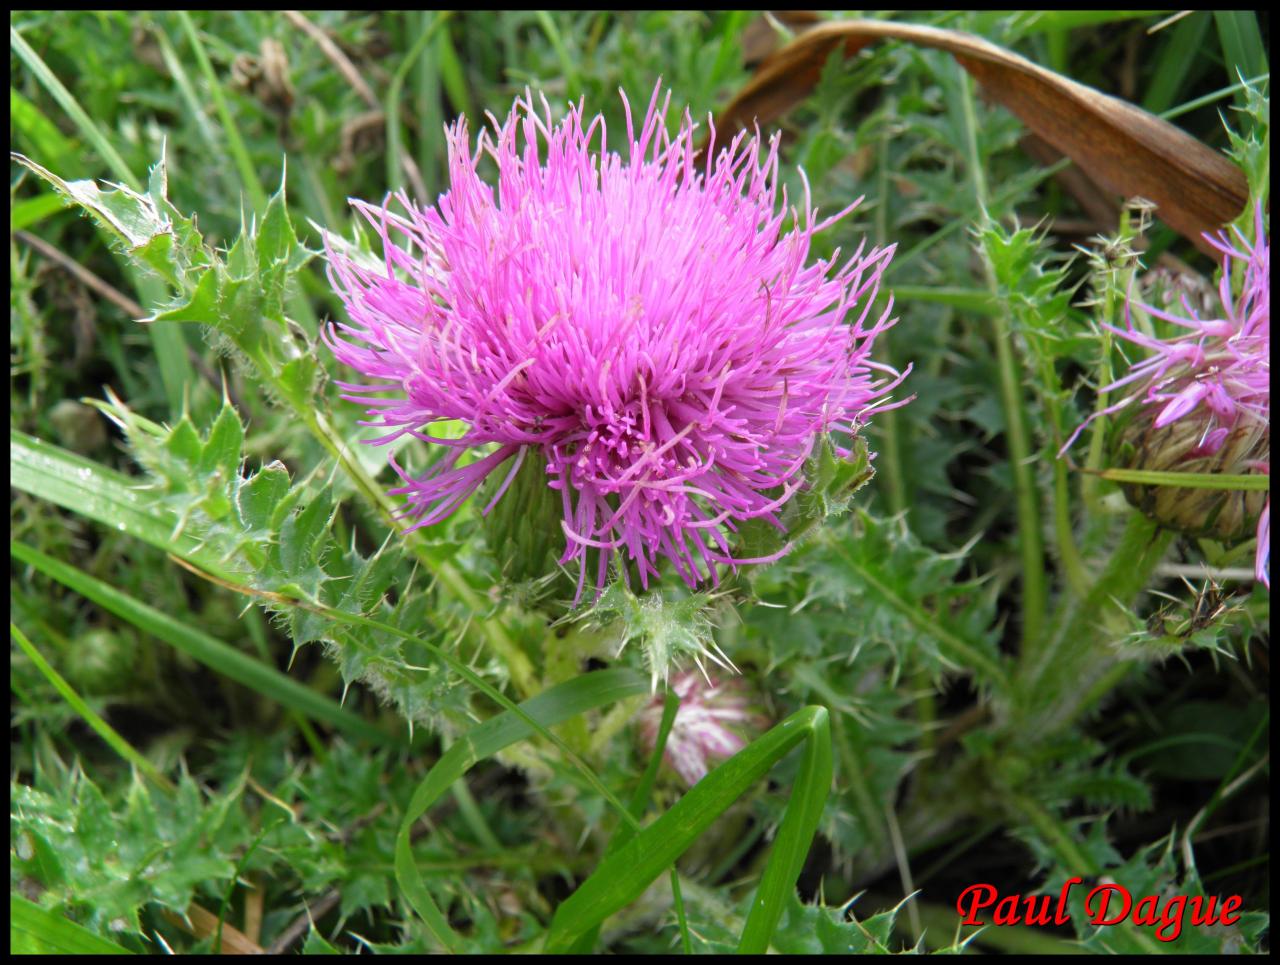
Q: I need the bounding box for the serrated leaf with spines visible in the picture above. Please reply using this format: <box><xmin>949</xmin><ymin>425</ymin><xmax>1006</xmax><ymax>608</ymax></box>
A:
<box><xmin>85</xmin><ymin>390</ymin><xmax>487</xmax><ymax>734</ymax></box>
<box><xmin>12</xmin><ymin>150</ymin><xmax>209</xmax><ymax>292</ymax></box>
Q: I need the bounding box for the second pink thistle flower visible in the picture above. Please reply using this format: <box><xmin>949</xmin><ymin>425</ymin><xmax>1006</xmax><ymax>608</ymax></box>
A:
<box><xmin>324</xmin><ymin>86</ymin><xmax>907</xmax><ymax>598</ymax></box>
<box><xmin>1062</xmin><ymin>203</ymin><xmax>1269</xmax><ymax>585</ymax></box>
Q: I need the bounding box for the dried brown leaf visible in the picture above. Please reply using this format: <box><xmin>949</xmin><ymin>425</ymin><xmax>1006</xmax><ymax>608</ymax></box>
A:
<box><xmin>740</xmin><ymin>11</ymin><xmax>821</xmax><ymax>68</ymax></box>
<box><xmin>716</xmin><ymin>19</ymin><xmax>1247</xmax><ymax>255</ymax></box>
<box><xmin>162</xmin><ymin>903</ymin><xmax>265</xmax><ymax>954</ymax></box>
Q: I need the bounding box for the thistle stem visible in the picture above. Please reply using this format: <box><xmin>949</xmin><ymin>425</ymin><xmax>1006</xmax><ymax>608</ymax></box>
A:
<box><xmin>301</xmin><ymin>407</ymin><xmax>537</xmax><ymax>698</ymax></box>
<box><xmin>874</xmin><ymin>123</ymin><xmax>907</xmax><ymax>517</ymax></box>
<box><xmin>956</xmin><ymin>65</ymin><xmax>1047</xmax><ymax>654</ymax></box>
<box><xmin>1013</xmin><ymin>512</ymin><xmax>1173</xmax><ymax>733</ymax></box>
<box><xmin>1052</xmin><ymin>455</ymin><xmax>1092</xmax><ymax>598</ymax></box>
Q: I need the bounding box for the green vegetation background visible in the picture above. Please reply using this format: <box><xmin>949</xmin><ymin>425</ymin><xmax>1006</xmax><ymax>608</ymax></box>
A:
<box><xmin>10</xmin><ymin>10</ymin><xmax>1270</xmax><ymax>954</ymax></box>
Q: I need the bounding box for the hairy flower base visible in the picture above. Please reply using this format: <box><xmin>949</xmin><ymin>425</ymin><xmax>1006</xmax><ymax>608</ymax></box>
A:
<box><xmin>1119</xmin><ymin>413</ymin><xmax>1269</xmax><ymax>543</ymax></box>
<box><xmin>325</xmin><ymin>86</ymin><xmax>907</xmax><ymax>598</ymax></box>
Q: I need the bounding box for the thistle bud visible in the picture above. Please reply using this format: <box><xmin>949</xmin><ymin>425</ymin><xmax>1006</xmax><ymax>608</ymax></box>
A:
<box><xmin>1116</xmin><ymin>408</ymin><xmax>1268</xmax><ymax>542</ymax></box>
<box><xmin>636</xmin><ymin>671</ymin><xmax>767</xmax><ymax>787</ymax></box>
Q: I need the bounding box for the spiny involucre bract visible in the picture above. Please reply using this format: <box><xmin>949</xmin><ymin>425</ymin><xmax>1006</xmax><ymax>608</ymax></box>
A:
<box><xmin>324</xmin><ymin>86</ymin><xmax>907</xmax><ymax>599</ymax></box>
<box><xmin>1062</xmin><ymin>202</ymin><xmax>1269</xmax><ymax>586</ymax></box>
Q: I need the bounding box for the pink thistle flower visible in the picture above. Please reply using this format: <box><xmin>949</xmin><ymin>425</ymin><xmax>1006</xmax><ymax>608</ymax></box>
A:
<box><xmin>636</xmin><ymin>671</ymin><xmax>763</xmax><ymax>787</ymax></box>
<box><xmin>323</xmin><ymin>86</ymin><xmax>907</xmax><ymax>600</ymax></box>
<box><xmin>1061</xmin><ymin>202</ymin><xmax>1269</xmax><ymax>586</ymax></box>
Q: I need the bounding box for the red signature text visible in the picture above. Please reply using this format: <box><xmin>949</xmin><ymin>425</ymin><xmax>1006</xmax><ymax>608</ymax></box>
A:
<box><xmin>956</xmin><ymin>878</ymin><xmax>1243</xmax><ymax>942</ymax></box>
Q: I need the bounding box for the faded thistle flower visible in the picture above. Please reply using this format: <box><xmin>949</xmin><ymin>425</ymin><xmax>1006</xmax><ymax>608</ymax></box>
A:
<box><xmin>1062</xmin><ymin>202</ymin><xmax>1269</xmax><ymax>586</ymax></box>
<box><xmin>324</xmin><ymin>86</ymin><xmax>906</xmax><ymax>600</ymax></box>
<box><xmin>636</xmin><ymin>671</ymin><xmax>763</xmax><ymax>787</ymax></box>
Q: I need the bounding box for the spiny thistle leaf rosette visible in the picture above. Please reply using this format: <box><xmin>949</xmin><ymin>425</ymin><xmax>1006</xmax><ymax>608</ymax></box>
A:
<box><xmin>323</xmin><ymin>86</ymin><xmax>909</xmax><ymax>600</ymax></box>
<box><xmin>1063</xmin><ymin>202</ymin><xmax>1270</xmax><ymax>586</ymax></box>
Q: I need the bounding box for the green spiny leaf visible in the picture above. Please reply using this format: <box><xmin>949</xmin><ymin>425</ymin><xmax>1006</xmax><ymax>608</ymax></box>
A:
<box><xmin>11</xmin><ymin>151</ymin><xmax>204</xmax><ymax>290</ymax></box>
<box><xmin>198</xmin><ymin>400</ymin><xmax>245</xmax><ymax>479</ymax></box>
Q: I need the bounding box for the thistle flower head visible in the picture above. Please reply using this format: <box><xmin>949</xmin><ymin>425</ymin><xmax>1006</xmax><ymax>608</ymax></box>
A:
<box><xmin>1062</xmin><ymin>202</ymin><xmax>1269</xmax><ymax>585</ymax></box>
<box><xmin>636</xmin><ymin>671</ymin><xmax>763</xmax><ymax>787</ymax></box>
<box><xmin>324</xmin><ymin>86</ymin><xmax>907</xmax><ymax>600</ymax></box>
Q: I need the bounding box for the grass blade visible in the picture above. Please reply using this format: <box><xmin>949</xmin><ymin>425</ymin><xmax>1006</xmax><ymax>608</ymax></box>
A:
<box><xmin>891</xmin><ymin>285</ymin><xmax>999</xmax><ymax>314</ymax></box>
<box><xmin>385</xmin><ymin>11</ymin><xmax>451</xmax><ymax>197</ymax></box>
<box><xmin>10</xmin><ymin>25</ymin><xmax>139</xmax><ymax>188</ymax></box>
<box><xmin>10</xmin><ymin>86</ymin><xmax>77</xmax><ymax>170</ymax></box>
<box><xmin>10</xmin><ymin>893</ymin><xmax>134</xmax><ymax>955</ymax></box>
<box><xmin>435</xmin><ymin>24</ymin><xmax>475</xmax><ymax>122</ymax></box>
<box><xmin>737</xmin><ymin>706</ymin><xmax>832</xmax><ymax>952</ymax></box>
<box><xmin>568</xmin><ymin>689</ymin><xmax>682</xmax><ymax>953</ymax></box>
<box><xmin>411</xmin><ymin>10</ymin><xmax>443</xmax><ymax>198</ymax></box>
<box><xmin>175</xmin><ymin>12</ymin><xmax>268</xmax><ymax>212</ymax></box>
<box><xmin>1213</xmin><ymin>11</ymin><xmax>1267</xmax><ymax>95</ymax></box>
<box><xmin>1094</xmin><ymin>468</ymin><xmax>1271</xmax><ymax>491</ymax></box>
<box><xmin>10</xmin><ymin>192</ymin><xmax>66</xmax><ymax>231</ymax></box>
<box><xmin>544</xmin><ymin>706</ymin><xmax>832</xmax><ymax>953</ymax></box>
<box><xmin>10</xmin><ymin>621</ymin><xmax>174</xmax><ymax>792</ymax></box>
<box><xmin>1142</xmin><ymin>11</ymin><xmax>1210</xmax><ymax>116</ymax></box>
<box><xmin>11</xmin><ymin>541</ymin><xmax>392</xmax><ymax>746</ymax></box>
<box><xmin>10</xmin><ymin>428</ymin><xmax>233</xmax><ymax>580</ymax></box>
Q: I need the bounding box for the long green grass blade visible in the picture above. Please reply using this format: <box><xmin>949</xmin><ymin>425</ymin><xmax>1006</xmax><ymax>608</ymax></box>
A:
<box><xmin>150</xmin><ymin>21</ymin><xmax>224</xmax><ymax>158</ymax></box>
<box><xmin>892</xmin><ymin>285</ymin><xmax>999</xmax><ymax>314</ymax></box>
<box><xmin>394</xmin><ymin>668</ymin><xmax>649</xmax><ymax>951</ymax></box>
<box><xmin>10</xmin><ymin>192</ymin><xmax>66</xmax><ymax>231</ymax></box>
<box><xmin>10</xmin><ymin>428</ymin><xmax>233</xmax><ymax>580</ymax></box>
<box><xmin>1159</xmin><ymin>72</ymin><xmax>1271</xmax><ymax>121</ymax></box>
<box><xmin>568</xmin><ymin>689</ymin><xmax>682</xmax><ymax>953</ymax></box>
<box><xmin>386</xmin><ymin>11</ymin><xmax>451</xmax><ymax>195</ymax></box>
<box><xmin>534</xmin><ymin>11</ymin><xmax>578</xmax><ymax>92</ymax></box>
<box><xmin>175</xmin><ymin>12</ymin><xmax>268</xmax><ymax>213</ymax></box>
<box><xmin>10</xmin><ymin>893</ymin><xmax>134</xmax><ymax>955</ymax></box>
<box><xmin>623</xmin><ymin>691</ymin><xmax>680</xmax><ymax>836</ymax></box>
<box><xmin>1026</xmin><ymin>11</ymin><xmax>1166</xmax><ymax>31</ymax></box>
<box><xmin>10</xmin><ymin>26</ymin><xmax>139</xmax><ymax>188</ymax></box>
<box><xmin>10</xmin><ymin>86</ymin><xmax>77</xmax><ymax>169</ymax></box>
<box><xmin>1096</xmin><ymin>468</ymin><xmax>1270</xmax><ymax>491</ymax></box>
<box><xmin>10</xmin><ymin>621</ymin><xmax>174</xmax><ymax>792</ymax></box>
<box><xmin>1142</xmin><ymin>11</ymin><xmax>1210</xmax><ymax>115</ymax></box>
<box><xmin>411</xmin><ymin>11</ymin><xmax>443</xmax><ymax>198</ymax></box>
<box><xmin>1213</xmin><ymin>11</ymin><xmax>1267</xmax><ymax>92</ymax></box>
<box><xmin>964</xmin><ymin>10</ymin><xmax>1162</xmax><ymax>39</ymax></box>
<box><xmin>435</xmin><ymin>26</ymin><xmax>475</xmax><ymax>122</ymax></box>
<box><xmin>544</xmin><ymin>705</ymin><xmax>832</xmax><ymax>953</ymax></box>
<box><xmin>11</xmin><ymin>541</ymin><xmax>392</xmax><ymax>746</ymax></box>
<box><xmin>737</xmin><ymin>707</ymin><xmax>832</xmax><ymax>953</ymax></box>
